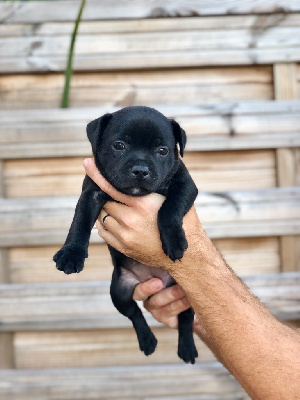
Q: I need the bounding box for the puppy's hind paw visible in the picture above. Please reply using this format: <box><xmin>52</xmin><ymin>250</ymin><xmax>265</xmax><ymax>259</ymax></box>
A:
<box><xmin>53</xmin><ymin>246</ymin><xmax>87</xmax><ymax>274</ymax></box>
<box><xmin>139</xmin><ymin>330</ymin><xmax>158</xmax><ymax>356</ymax></box>
<box><xmin>178</xmin><ymin>337</ymin><xmax>198</xmax><ymax>364</ymax></box>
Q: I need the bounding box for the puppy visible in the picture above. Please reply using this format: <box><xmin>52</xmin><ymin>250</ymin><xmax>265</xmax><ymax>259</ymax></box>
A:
<box><xmin>53</xmin><ymin>106</ymin><xmax>199</xmax><ymax>363</ymax></box>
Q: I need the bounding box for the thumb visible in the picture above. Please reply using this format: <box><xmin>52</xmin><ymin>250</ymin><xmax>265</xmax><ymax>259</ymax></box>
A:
<box><xmin>133</xmin><ymin>279</ymin><xmax>164</xmax><ymax>301</ymax></box>
<box><xmin>83</xmin><ymin>158</ymin><xmax>138</xmax><ymax>206</ymax></box>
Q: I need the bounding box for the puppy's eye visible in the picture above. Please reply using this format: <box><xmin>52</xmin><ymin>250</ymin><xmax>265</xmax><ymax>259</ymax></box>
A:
<box><xmin>112</xmin><ymin>141</ymin><xmax>126</xmax><ymax>151</ymax></box>
<box><xmin>158</xmin><ymin>147</ymin><xmax>169</xmax><ymax>156</ymax></box>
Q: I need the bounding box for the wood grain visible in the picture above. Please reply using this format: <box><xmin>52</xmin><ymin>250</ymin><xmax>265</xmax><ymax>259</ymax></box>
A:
<box><xmin>14</xmin><ymin>327</ymin><xmax>214</xmax><ymax>368</ymax></box>
<box><xmin>0</xmin><ymin>188</ymin><xmax>299</xmax><ymax>246</ymax></box>
<box><xmin>274</xmin><ymin>63</ymin><xmax>300</xmax><ymax>273</ymax></box>
<box><xmin>0</xmin><ymin>272</ymin><xmax>299</xmax><ymax>333</ymax></box>
<box><xmin>8</xmin><ymin>237</ymin><xmax>279</xmax><ymax>284</ymax></box>
<box><xmin>0</xmin><ymin>362</ymin><xmax>248</xmax><ymax>399</ymax></box>
<box><xmin>3</xmin><ymin>150</ymin><xmax>275</xmax><ymax>197</ymax></box>
<box><xmin>1</xmin><ymin>1</ymin><xmax>300</xmax><ymax>22</ymax></box>
<box><xmin>1</xmin><ymin>14</ymin><xmax>300</xmax><ymax>72</ymax></box>
<box><xmin>0</xmin><ymin>0</ymin><xmax>300</xmax><ymax>23</ymax></box>
<box><xmin>0</xmin><ymin>67</ymin><xmax>272</xmax><ymax>110</ymax></box>
<box><xmin>0</xmin><ymin>100</ymin><xmax>299</xmax><ymax>159</ymax></box>
<box><xmin>0</xmin><ymin>249</ymin><xmax>14</xmax><ymax>369</ymax></box>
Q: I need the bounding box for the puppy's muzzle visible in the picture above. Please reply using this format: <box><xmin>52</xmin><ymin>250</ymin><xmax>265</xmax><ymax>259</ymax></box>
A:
<box><xmin>131</xmin><ymin>165</ymin><xmax>150</xmax><ymax>180</ymax></box>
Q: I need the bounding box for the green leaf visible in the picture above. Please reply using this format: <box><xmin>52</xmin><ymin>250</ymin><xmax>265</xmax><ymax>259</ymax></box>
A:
<box><xmin>61</xmin><ymin>0</ymin><xmax>86</xmax><ymax>108</ymax></box>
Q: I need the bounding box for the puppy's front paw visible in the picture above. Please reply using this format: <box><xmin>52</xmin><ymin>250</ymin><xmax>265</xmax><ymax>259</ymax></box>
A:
<box><xmin>53</xmin><ymin>246</ymin><xmax>87</xmax><ymax>274</ymax></box>
<box><xmin>159</xmin><ymin>223</ymin><xmax>188</xmax><ymax>262</ymax></box>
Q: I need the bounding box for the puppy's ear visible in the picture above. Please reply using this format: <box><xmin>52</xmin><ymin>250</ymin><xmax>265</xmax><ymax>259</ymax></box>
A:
<box><xmin>86</xmin><ymin>113</ymin><xmax>112</xmax><ymax>149</ymax></box>
<box><xmin>170</xmin><ymin>119</ymin><xmax>187</xmax><ymax>157</ymax></box>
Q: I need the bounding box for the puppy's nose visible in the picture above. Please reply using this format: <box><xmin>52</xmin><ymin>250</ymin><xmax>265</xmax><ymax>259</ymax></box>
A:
<box><xmin>131</xmin><ymin>165</ymin><xmax>150</xmax><ymax>180</ymax></box>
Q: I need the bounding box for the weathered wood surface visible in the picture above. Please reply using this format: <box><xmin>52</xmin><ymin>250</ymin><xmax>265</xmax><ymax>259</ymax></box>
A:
<box><xmin>0</xmin><ymin>67</ymin><xmax>273</xmax><ymax>110</ymax></box>
<box><xmin>0</xmin><ymin>249</ymin><xmax>14</xmax><ymax>369</ymax></box>
<box><xmin>0</xmin><ymin>101</ymin><xmax>299</xmax><ymax>158</ymax></box>
<box><xmin>8</xmin><ymin>237</ymin><xmax>279</xmax><ymax>284</ymax></box>
<box><xmin>0</xmin><ymin>272</ymin><xmax>299</xmax><ymax>332</ymax></box>
<box><xmin>274</xmin><ymin>63</ymin><xmax>300</xmax><ymax>273</ymax></box>
<box><xmin>1</xmin><ymin>0</ymin><xmax>300</xmax><ymax>22</ymax></box>
<box><xmin>14</xmin><ymin>326</ymin><xmax>215</xmax><ymax>368</ymax></box>
<box><xmin>0</xmin><ymin>362</ymin><xmax>248</xmax><ymax>400</ymax></box>
<box><xmin>1</xmin><ymin>14</ymin><xmax>300</xmax><ymax>72</ymax></box>
<box><xmin>0</xmin><ymin>187</ymin><xmax>299</xmax><ymax>246</ymax></box>
<box><xmin>3</xmin><ymin>150</ymin><xmax>276</xmax><ymax>197</ymax></box>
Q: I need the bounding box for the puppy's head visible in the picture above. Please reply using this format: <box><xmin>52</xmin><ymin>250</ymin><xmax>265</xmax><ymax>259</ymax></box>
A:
<box><xmin>87</xmin><ymin>106</ymin><xmax>186</xmax><ymax>196</ymax></box>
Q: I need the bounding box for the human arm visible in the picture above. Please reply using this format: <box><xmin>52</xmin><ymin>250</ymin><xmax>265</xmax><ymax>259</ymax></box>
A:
<box><xmin>84</xmin><ymin>157</ymin><xmax>300</xmax><ymax>400</ymax></box>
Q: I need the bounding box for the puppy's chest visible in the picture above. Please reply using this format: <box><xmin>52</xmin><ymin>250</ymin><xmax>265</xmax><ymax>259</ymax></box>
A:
<box><xmin>120</xmin><ymin>259</ymin><xmax>175</xmax><ymax>289</ymax></box>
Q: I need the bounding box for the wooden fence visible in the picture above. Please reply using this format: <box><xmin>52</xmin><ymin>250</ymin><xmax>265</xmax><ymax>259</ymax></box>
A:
<box><xmin>0</xmin><ymin>1</ymin><xmax>299</xmax><ymax>398</ymax></box>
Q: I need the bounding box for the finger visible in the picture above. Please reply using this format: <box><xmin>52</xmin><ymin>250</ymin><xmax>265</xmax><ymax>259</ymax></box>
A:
<box><xmin>145</xmin><ymin>296</ymin><xmax>190</xmax><ymax>318</ymax></box>
<box><xmin>97</xmin><ymin>211</ymin><xmax>121</xmax><ymax>234</ymax></box>
<box><xmin>102</xmin><ymin>202</ymin><xmax>135</xmax><ymax>225</ymax></box>
<box><xmin>83</xmin><ymin>158</ymin><xmax>138</xmax><ymax>207</ymax></box>
<box><xmin>96</xmin><ymin>218</ymin><xmax>125</xmax><ymax>252</ymax></box>
<box><xmin>133</xmin><ymin>279</ymin><xmax>164</xmax><ymax>301</ymax></box>
<box><xmin>146</xmin><ymin>284</ymin><xmax>186</xmax><ymax>309</ymax></box>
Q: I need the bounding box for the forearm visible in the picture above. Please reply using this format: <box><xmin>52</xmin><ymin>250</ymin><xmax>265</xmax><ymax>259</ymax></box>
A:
<box><xmin>169</xmin><ymin>225</ymin><xmax>300</xmax><ymax>399</ymax></box>
<box><xmin>83</xmin><ymin>159</ymin><xmax>300</xmax><ymax>399</ymax></box>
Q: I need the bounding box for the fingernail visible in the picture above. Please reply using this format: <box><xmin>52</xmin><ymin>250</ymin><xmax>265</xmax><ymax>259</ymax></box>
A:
<box><xmin>83</xmin><ymin>158</ymin><xmax>89</xmax><ymax>169</ymax></box>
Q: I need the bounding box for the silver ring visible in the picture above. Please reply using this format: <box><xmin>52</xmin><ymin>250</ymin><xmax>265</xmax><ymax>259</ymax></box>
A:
<box><xmin>101</xmin><ymin>214</ymin><xmax>110</xmax><ymax>230</ymax></box>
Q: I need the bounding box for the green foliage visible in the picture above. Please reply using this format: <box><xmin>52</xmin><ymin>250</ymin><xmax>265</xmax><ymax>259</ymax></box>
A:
<box><xmin>61</xmin><ymin>0</ymin><xmax>86</xmax><ymax>108</ymax></box>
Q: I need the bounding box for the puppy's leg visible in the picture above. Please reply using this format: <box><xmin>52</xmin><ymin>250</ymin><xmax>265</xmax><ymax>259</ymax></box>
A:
<box><xmin>158</xmin><ymin>161</ymin><xmax>198</xmax><ymax>261</ymax></box>
<box><xmin>110</xmin><ymin>268</ymin><xmax>157</xmax><ymax>356</ymax></box>
<box><xmin>177</xmin><ymin>308</ymin><xmax>198</xmax><ymax>364</ymax></box>
<box><xmin>54</xmin><ymin>175</ymin><xmax>108</xmax><ymax>274</ymax></box>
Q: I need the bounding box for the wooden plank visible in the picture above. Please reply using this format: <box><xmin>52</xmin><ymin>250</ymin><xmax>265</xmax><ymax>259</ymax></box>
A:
<box><xmin>1</xmin><ymin>0</ymin><xmax>300</xmax><ymax>23</ymax></box>
<box><xmin>14</xmin><ymin>327</ymin><xmax>214</xmax><ymax>368</ymax></box>
<box><xmin>9</xmin><ymin>237</ymin><xmax>279</xmax><ymax>284</ymax></box>
<box><xmin>1</xmin><ymin>16</ymin><xmax>300</xmax><ymax>72</ymax></box>
<box><xmin>279</xmin><ymin>236</ymin><xmax>300</xmax><ymax>272</ymax></box>
<box><xmin>0</xmin><ymin>101</ymin><xmax>299</xmax><ymax>158</ymax></box>
<box><xmin>4</xmin><ymin>31</ymin><xmax>267</xmax><ymax>58</ymax></box>
<box><xmin>0</xmin><ymin>67</ymin><xmax>273</xmax><ymax>110</ymax></box>
<box><xmin>9</xmin><ymin>244</ymin><xmax>113</xmax><ymax>284</ymax></box>
<box><xmin>0</xmin><ymin>44</ymin><xmax>299</xmax><ymax>74</ymax></box>
<box><xmin>274</xmin><ymin>63</ymin><xmax>298</xmax><ymax>99</ymax></box>
<box><xmin>0</xmin><ymin>249</ymin><xmax>14</xmax><ymax>369</ymax></box>
<box><xmin>0</xmin><ymin>362</ymin><xmax>248</xmax><ymax>400</ymax></box>
<box><xmin>0</xmin><ymin>187</ymin><xmax>299</xmax><ymax>246</ymax></box>
<box><xmin>0</xmin><ymin>272</ymin><xmax>299</xmax><ymax>332</ymax></box>
<box><xmin>2</xmin><ymin>150</ymin><xmax>275</xmax><ymax>197</ymax></box>
<box><xmin>0</xmin><ymin>249</ymin><xmax>9</xmax><ymax>286</ymax></box>
<box><xmin>213</xmin><ymin>237</ymin><xmax>280</xmax><ymax>276</ymax></box>
<box><xmin>274</xmin><ymin>62</ymin><xmax>300</xmax><ymax>273</ymax></box>
<box><xmin>0</xmin><ymin>332</ymin><xmax>14</xmax><ymax>369</ymax></box>
<box><xmin>298</xmin><ymin>63</ymin><xmax>300</xmax><ymax>98</ymax></box>
<box><xmin>0</xmin><ymin>132</ymin><xmax>299</xmax><ymax>159</ymax></box>
<box><xmin>2</xmin><ymin>14</ymin><xmax>300</xmax><ymax>37</ymax></box>
<box><xmin>276</xmin><ymin>147</ymin><xmax>299</xmax><ymax>186</ymax></box>
<box><xmin>0</xmin><ymin>161</ymin><xmax>4</xmax><ymax>198</ymax></box>
<box><xmin>1</xmin><ymin>101</ymin><xmax>299</xmax><ymax>124</ymax></box>
<box><xmin>0</xmin><ymin>157</ymin><xmax>14</xmax><ymax>369</ymax></box>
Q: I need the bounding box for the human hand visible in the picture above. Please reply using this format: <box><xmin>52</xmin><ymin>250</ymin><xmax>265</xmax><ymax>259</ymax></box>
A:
<box><xmin>84</xmin><ymin>157</ymin><xmax>200</xmax><ymax>270</ymax></box>
<box><xmin>133</xmin><ymin>279</ymin><xmax>210</xmax><ymax>347</ymax></box>
<box><xmin>133</xmin><ymin>279</ymin><xmax>191</xmax><ymax>329</ymax></box>
<box><xmin>83</xmin><ymin>158</ymin><xmax>204</xmax><ymax>272</ymax></box>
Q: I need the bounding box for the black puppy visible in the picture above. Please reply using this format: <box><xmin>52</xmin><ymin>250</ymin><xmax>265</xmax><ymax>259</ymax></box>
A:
<box><xmin>53</xmin><ymin>106</ymin><xmax>199</xmax><ymax>363</ymax></box>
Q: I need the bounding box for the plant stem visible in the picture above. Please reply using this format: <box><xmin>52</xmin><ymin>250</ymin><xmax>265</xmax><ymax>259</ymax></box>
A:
<box><xmin>61</xmin><ymin>0</ymin><xmax>86</xmax><ymax>108</ymax></box>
